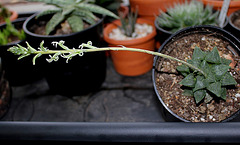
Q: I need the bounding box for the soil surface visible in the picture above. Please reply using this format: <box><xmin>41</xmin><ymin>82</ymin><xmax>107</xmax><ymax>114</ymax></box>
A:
<box><xmin>155</xmin><ymin>33</ymin><xmax>240</xmax><ymax>122</ymax></box>
<box><xmin>31</xmin><ymin>19</ymin><xmax>95</xmax><ymax>36</ymax></box>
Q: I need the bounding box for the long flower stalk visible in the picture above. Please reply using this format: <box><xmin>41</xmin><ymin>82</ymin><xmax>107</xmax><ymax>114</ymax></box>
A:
<box><xmin>8</xmin><ymin>40</ymin><xmax>206</xmax><ymax>77</ymax></box>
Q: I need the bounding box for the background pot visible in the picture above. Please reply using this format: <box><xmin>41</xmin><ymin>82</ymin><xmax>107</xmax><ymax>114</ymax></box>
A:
<box><xmin>129</xmin><ymin>0</ymin><xmax>186</xmax><ymax>23</ymax></box>
<box><xmin>152</xmin><ymin>25</ymin><xmax>240</xmax><ymax>122</ymax></box>
<box><xmin>155</xmin><ymin>16</ymin><xmax>229</xmax><ymax>47</ymax></box>
<box><xmin>0</xmin><ymin>57</ymin><xmax>11</xmax><ymax>120</ymax></box>
<box><xmin>201</xmin><ymin>0</ymin><xmax>240</xmax><ymax>16</ymax></box>
<box><xmin>227</xmin><ymin>9</ymin><xmax>240</xmax><ymax>40</ymax></box>
<box><xmin>103</xmin><ymin>18</ymin><xmax>156</xmax><ymax>76</ymax></box>
<box><xmin>0</xmin><ymin>17</ymin><xmax>43</xmax><ymax>86</ymax></box>
<box><xmin>23</xmin><ymin>13</ymin><xmax>106</xmax><ymax>96</ymax></box>
<box><xmin>0</xmin><ymin>10</ymin><xmax>18</xmax><ymax>24</ymax></box>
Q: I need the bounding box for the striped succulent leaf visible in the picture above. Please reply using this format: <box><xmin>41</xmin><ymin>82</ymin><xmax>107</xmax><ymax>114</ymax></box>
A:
<box><xmin>67</xmin><ymin>15</ymin><xmax>84</xmax><ymax>32</ymax></box>
<box><xmin>76</xmin><ymin>3</ymin><xmax>119</xmax><ymax>19</ymax></box>
<box><xmin>46</xmin><ymin>12</ymin><xmax>65</xmax><ymax>35</ymax></box>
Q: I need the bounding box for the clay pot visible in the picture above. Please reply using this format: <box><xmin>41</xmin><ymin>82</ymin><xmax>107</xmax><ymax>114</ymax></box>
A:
<box><xmin>103</xmin><ymin>18</ymin><xmax>157</xmax><ymax>76</ymax></box>
<box><xmin>129</xmin><ymin>0</ymin><xmax>186</xmax><ymax>23</ymax></box>
<box><xmin>0</xmin><ymin>10</ymin><xmax>18</xmax><ymax>24</ymax></box>
<box><xmin>201</xmin><ymin>0</ymin><xmax>240</xmax><ymax>16</ymax></box>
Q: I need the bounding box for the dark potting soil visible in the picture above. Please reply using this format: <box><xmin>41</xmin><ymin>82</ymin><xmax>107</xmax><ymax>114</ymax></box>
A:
<box><xmin>155</xmin><ymin>33</ymin><xmax>240</xmax><ymax>122</ymax></box>
<box><xmin>30</xmin><ymin>20</ymin><xmax>92</xmax><ymax>36</ymax></box>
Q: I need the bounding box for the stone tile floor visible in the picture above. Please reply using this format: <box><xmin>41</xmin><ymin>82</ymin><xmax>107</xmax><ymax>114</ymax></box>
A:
<box><xmin>1</xmin><ymin>57</ymin><xmax>165</xmax><ymax>122</ymax></box>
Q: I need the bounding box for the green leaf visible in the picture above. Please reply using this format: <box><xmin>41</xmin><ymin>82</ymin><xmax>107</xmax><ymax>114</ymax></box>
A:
<box><xmin>36</xmin><ymin>9</ymin><xmax>61</xmax><ymax>19</ymax></box>
<box><xmin>211</xmin><ymin>64</ymin><xmax>230</xmax><ymax>81</ymax></box>
<box><xmin>182</xmin><ymin>89</ymin><xmax>193</xmax><ymax>96</ymax></box>
<box><xmin>179</xmin><ymin>73</ymin><xmax>196</xmax><ymax>88</ymax></box>
<box><xmin>194</xmin><ymin>90</ymin><xmax>206</xmax><ymax>104</ymax></box>
<box><xmin>76</xmin><ymin>3</ymin><xmax>119</xmax><ymax>19</ymax></box>
<box><xmin>221</xmin><ymin>72</ymin><xmax>237</xmax><ymax>86</ymax></box>
<box><xmin>204</xmin><ymin>92</ymin><xmax>213</xmax><ymax>103</ymax></box>
<box><xmin>176</xmin><ymin>65</ymin><xmax>190</xmax><ymax>74</ymax></box>
<box><xmin>192</xmin><ymin>46</ymin><xmax>206</xmax><ymax>60</ymax></box>
<box><xmin>205</xmin><ymin>46</ymin><xmax>221</xmax><ymax>64</ymax></box>
<box><xmin>187</xmin><ymin>59</ymin><xmax>201</xmax><ymax>70</ymax></box>
<box><xmin>207</xmin><ymin>82</ymin><xmax>222</xmax><ymax>97</ymax></box>
<box><xmin>193</xmin><ymin>75</ymin><xmax>206</xmax><ymax>92</ymax></box>
<box><xmin>46</xmin><ymin>12</ymin><xmax>65</xmax><ymax>35</ymax></box>
<box><xmin>221</xmin><ymin>57</ymin><xmax>232</xmax><ymax>66</ymax></box>
<box><xmin>220</xmin><ymin>87</ymin><xmax>227</xmax><ymax>100</ymax></box>
<box><xmin>200</xmin><ymin>60</ymin><xmax>211</xmax><ymax>75</ymax></box>
<box><xmin>67</xmin><ymin>15</ymin><xmax>84</xmax><ymax>32</ymax></box>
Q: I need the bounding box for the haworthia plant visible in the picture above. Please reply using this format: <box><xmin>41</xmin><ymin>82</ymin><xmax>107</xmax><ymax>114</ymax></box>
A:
<box><xmin>177</xmin><ymin>46</ymin><xmax>237</xmax><ymax>104</ymax></box>
<box><xmin>26</xmin><ymin>0</ymin><xmax>119</xmax><ymax>35</ymax></box>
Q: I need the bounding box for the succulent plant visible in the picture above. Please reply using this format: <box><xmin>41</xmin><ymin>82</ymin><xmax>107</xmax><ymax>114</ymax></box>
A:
<box><xmin>0</xmin><ymin>18</ymin><xmax>26</xmax><ymax>45</ymax></box>
<box><xmin>0</xmin><ymin>4</ymin><xmax>11</xmax><ymax>21</ymax></box>
<box><xmin>119</xmin><ymin>8</ymin><xmax>138</xmax><ymax>37</ymax></box>
<box><xmin>26</xmin><ymin>0</ymin><xmax>119</xmax><ymax>35</ymax></box>
<box><xmin>177</xmin><ymin>46</ymin><xmax>237</xmax><ymax>104</ymax></box>
<box><xmin>156</xmin><ymin>0</ymin><xmax>219</xmax><ymax>33</ymax></box>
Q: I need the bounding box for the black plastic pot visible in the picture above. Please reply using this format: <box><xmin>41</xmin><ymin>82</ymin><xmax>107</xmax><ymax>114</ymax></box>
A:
<box><xmin>227</xmin><ymin>9</ymin><xmax>240</xmax><ymax>40</ymax></box>
<box><xmin>23</xmin><ymin>13</ymin><xmax>106</xmax><ymax>96</ymax></box>
<box><xmin>152</xmin><ymin>25</ymin><xmax>240</xmax><ymax>122</ymax></box>
<box><xmin>154</xmin><ymin>15</ymin><xmax>229</xmax><ymax>45</ymax></box>
<box><xmin>0</xmin><ymin>55</ymin><xmax>11</xmax><ymax>120</ymax></box>
<box><xmin>0</xmin><ymin>17</ymin><xmax>43</xmax><ymax>86</ymax></box>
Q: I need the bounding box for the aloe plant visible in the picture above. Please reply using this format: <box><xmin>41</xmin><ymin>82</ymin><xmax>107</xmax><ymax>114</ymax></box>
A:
<box><xmin>119</xmin><ymin>8</ymin><xmax>138</xmax><ymax>37</ymax></box>
<box><xmin>0</xmin><ymin>4</ymin><xmax>11</xmax><ymax>20</ymax></box>
<box><xmin>0</xmin><ymin>18</ymin><xmax>26</xmax><ymax>45</ymax></box>
<box><xmin>156</xmin><ymin>0</ymin><xmax>219</xmax><ymax>33</ymax></box>
<box><xmin>26</xmin><ymin>0</ymin><xmax>119</xmax><ymax>35</ymax></box>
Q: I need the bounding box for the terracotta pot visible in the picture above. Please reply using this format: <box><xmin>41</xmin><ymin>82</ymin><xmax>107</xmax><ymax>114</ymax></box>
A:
<box><xmin>201</xmin><ymin>0</ymin><xmax>240</xmax><ymax>16</ymax></box>
<box><xmin>0</xmin><ymin>10</ymin><xmax>18</xmax><ymax>24</ymax></box>
<box><xmin>129</xmin><ymin>0</ymin><xmax>186</xmax><ymax>23</ymax></box>
<box><xmin>103</xmin><ymin>18</ymin><xmax>156</xmax><ymax>76</ymax></box>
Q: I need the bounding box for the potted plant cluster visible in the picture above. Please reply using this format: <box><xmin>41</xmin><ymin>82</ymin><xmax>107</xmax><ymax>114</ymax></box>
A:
<box><xmin>8</xmin><ymin>23</ymin><xmax>240</xmax><ymax>122</ymax></box>
<box><xmin>103</xmin><ymin>8</ymin><xmax>157</xmax><ymax>76</ymax></box>
<box><xmin>0</xmin><ymin>3</ymin><xmax>18</xmax><ymax>24</ymax></box>
<box><xmin>155</xmin><ymin>0</ymin><xmax>225</xmax><ymax>45</ymax></box>
<box><xmin>23</xmin><ymin>0</ymin><xmax>119</xmax><ymax>96</ymax></box>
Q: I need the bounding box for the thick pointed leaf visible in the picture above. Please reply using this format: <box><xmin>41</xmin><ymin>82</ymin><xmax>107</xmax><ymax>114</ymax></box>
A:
<box><xmin>221</xmin><ymin>72</ymin><xmax>237</xmax><ymax>86</ymax></box>
<box><xmin>177</xmin><ymin>65</ymin><xmax>190</xmax><ymax>74</ymax></box>
<box><xmin>200</xmin><ymin>60</ymin><xmax>211</xmax><ymax>75</ymax></box>
<box><xmin>194</xmin><ymin>90</ymin><xmax>206</xmax><ymax>104</ymax></box>
<box><xmin>36</xmin><ymin>9</ymin><xmax>61</xmax><ymax>19</ymax></box>
<box><xmin>192</xmin><ymin>46</ymin><xmax>206</xmax><ymax>60</ymax></box>
<box><xmin>205</xmin><ymin>46</ymin><xmax>221</xmax><ymax>64</ymax></box>
<box><xmin>204</xmin><ymin>92</ymin><xmax>213</xmax><ymax>103</ymax></box>
<box><xmin>220</xmin><ymin>87</ymin><xmax>227</xmax><ymax>100</ymax></box>
<box><xmin>221</xmin><ymin>57</ymin><xmax>232</xmax><ymax>66</ymax></box>
<box><xmin>193</xmin><ymin>75</ymin><xmax>206</xmax><ymax>92</ymax></box>
<box><xmin>182</xmin><ymin>89</ymin><xmax>193</xmax><ymax>96</ymax></box>
<box><xmin>211</xmin><ymin>64</ymin><xmax>230</xmax><ymax>81</ymax></box>
<box><xmin>46</xmin><ymin>12</ymin><xmax>65</xmax><ymax>35</ymax></box>
<box><xmin>207</xmin><ymin>82</ymin><xmax>222</xmax><ymax>97</ymax></box>
<box><xmin>179</xmin><ymin>73</ymin><xmax>196</xmax><ymax>88</ymax></box>
<box><xmin>76</xmin><ymin>3</ymin><xmax>119</xmax><ymax>19</ymax></box>
<box><xmin>67</xmin><ymin>15</ymin><xmax>84</xmax><ymax>32</ymax></box>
